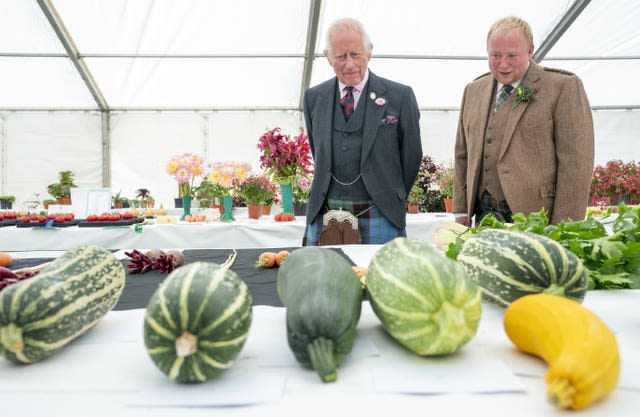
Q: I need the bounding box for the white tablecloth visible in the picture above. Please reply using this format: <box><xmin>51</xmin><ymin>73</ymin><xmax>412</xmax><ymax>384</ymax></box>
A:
<box><xmin>1</xmin><ymin>246</ymin><xmax>639</xmax><ymax>417</ymax></box>
<box><xmin>0</xmin><ymin>212</ymin><xmax>453</xmax><ymax>251</ymax></box>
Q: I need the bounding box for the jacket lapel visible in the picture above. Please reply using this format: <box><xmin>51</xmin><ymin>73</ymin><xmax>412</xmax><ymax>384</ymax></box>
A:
<box><xmin>472</xmin><ymin>76</ymin><xmax>496</xmax><ymax>171</ymax></box>
<box><xmin>500</xmin><ymin>62</ymin><xmax>543</xmax><ymax>159</ymax></box>
<box><xmin>361</xmin><ymin>72</ymin><xmax>386</xmax><ymax>167</ymax></box>
<box><xmin>317</xmin><ymin>79</ymin><xmax>337</xmax><ymax>166</ymax></box>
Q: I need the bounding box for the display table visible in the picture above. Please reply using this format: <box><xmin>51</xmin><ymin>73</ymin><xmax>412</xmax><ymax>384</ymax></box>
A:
<box><xmin>1</xmin><ymin>246</ymin><xmax>639</xmax><ymax>417</ymax></box>
<box><xmin>0</xmin><ymin>212</ymin><xmax>453</xmax><ymax>251</ymax></box>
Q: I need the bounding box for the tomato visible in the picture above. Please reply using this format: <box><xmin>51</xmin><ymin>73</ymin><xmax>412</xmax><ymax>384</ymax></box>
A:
<box><xmin>54</xmin><ymin>215</ymin><xmax>66</xmax><ymax>223</ymax></box>
<box><xmin>21</xmin><ymin>216</ymin><xmax>31</xmax><ymax>223</ymax></box>
<box><xmin>37</xmin><ymin>215</ymin><xmax>47</xmax><ymax>223</ymax></box>
<box><xmin>122</xmin><ymin>212</ymin><xmax>132</xmax><ymax>220</ymax></box>
<box><xmin>87</xmin><ymin>214</ymin><xmax>98</xmax><ymax>222</ymax></box>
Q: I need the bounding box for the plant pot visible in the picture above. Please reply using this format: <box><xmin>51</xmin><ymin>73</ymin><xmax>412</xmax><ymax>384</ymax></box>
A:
<box><xmin>261</xmin><ymin>205</ymin><xmax>271</xmax><ymax>215</ymax></box>
<box><xmin>407</xmin><ymin>204</ymin><xmax>420</xmax><ymax>214</ymax></box>
<box><xmin>174</xmin><ymin>198</ymin><xmax>183</xmax><ymax>208</ymax></box>
<box><xmin>247</xmin><ymin>204</ymin><xmax>262</xmax><ymax>219</ymax></box>
<box><xmin>0</xmin><ymin>201</ymin><xmax>12</xmax><ymax>210</ymax></box>
<box><xmin>443</xmin><ymin>198</ymin><xmax>453</xmax><ymax>213</ymax></box>
<box><xmin>114</xmin><ymin>202</ymin><xmax>123</xmax><ymax>209</ymax></box>
<box><xmin>293</xmin><ymin>202</ymin><xmax>307</xmax><ymax>216</ymax></box>
<box><xmin>57</xmin><ymin>197</ymin><xmax>71</xmax><ymax>205</ymax></box>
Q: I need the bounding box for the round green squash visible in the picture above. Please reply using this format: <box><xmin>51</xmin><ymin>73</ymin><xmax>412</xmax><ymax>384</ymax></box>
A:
<box><xmin>457</xmin><ymin>229</ymin><xmax>587</xmax><ymax>307</ymax></box>
<box><xmin>366</xmin><ymin>237</ymin><xmax>481</xmax><ymax>356</ymax></box>
<box><xmin>277</xmin><ymin>247</ymin><xmax>362</xmax><ymax>382</ymax></box>
<box><xmin>144</xmin><ymin>262</ymin><xmax>252</xmax><ymax>383</ymax></box>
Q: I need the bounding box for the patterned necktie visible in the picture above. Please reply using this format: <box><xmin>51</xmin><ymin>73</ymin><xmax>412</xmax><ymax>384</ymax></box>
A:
<box><xmin>494</xmin><ymin>84</ymin><xmax>514</xmax><ymax>113</ymax></box>
<box><xmin>340</xmin><ymin>86</ymin><xmax>355</xmax><ymax>121</ymax></box>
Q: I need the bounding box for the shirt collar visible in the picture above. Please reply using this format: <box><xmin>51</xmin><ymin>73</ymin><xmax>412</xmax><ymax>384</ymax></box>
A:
<box><xmin>496</xmin><ymin>62</ymin><xmax>529</xmax><ymax>92</ymax></box>
<box><xmin>338</xmin><ymin>69</ymin><xmax>369</xmax><ymax>95</ymax></box>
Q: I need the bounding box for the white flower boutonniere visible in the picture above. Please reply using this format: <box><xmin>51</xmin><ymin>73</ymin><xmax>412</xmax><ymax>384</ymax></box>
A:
<box><xmin>514</xmin><ymin>83</ymin><xmax>537</xmax><ymax>108</ymax></box>
<box><xmin>369</xmin><ymin>92</ymin><xmax>377</xmax><ymax>100</ymax></box>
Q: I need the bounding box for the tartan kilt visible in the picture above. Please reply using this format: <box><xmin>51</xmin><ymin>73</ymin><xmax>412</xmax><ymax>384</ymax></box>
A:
<box><xmin>302</xmin><ymin>199</ymin><xmax>406</xmax><ymax>245</ymax></box>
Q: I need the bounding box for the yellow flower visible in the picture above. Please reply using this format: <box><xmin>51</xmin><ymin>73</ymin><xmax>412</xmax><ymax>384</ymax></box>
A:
<box><xmin>166</xmin><ymin>160</ymin><xmax>179</xmax><ymax>174</ymax></box>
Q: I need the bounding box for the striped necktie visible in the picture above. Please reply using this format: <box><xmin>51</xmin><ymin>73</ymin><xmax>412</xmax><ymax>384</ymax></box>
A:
<box><xmin>494</xmin><ymin>84</ymin><xmax>514</xmax><ymax>113</ymax></box>
<box><xmin>340</xmin><ymin>86</ymin><xmax>355</xmax><ymax>121</ymax></box>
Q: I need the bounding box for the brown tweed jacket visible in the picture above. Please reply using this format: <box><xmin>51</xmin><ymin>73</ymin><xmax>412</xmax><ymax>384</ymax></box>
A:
<box><xmin>453</xmin><ymin>61</ymin><xmax>594</xmax><ymax>224</ymax></box>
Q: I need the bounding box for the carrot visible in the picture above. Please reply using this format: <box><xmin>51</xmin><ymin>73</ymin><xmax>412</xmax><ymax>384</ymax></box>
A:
<box><xmin>275</xmin><ymin>250</ymin><xmax>290</xmax><ymax>266</ymax></box>
<box><xmin>255</xmin><ymin>252</ymin><xmax>277</xmax><ymax>269</ymax></box>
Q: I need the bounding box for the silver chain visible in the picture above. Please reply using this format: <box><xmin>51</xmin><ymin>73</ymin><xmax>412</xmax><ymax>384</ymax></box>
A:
<box><xmin>330</xmin><ymin>172</ymin><xmax>362</xmax><ymax>186</ymax></box>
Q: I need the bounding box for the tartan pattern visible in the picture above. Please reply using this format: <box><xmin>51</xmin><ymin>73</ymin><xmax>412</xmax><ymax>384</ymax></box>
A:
<box><xmin>494</xmin><ymin>84</ymin><xmax>513</xmax><ymax>113</ymax></box>
<box><xmin>340</xmin><ymin>86</ymin><xmax>355</xmax><ymax>121</ymax></box>
<box><xmin>302</xmin><ymin>199</ymin><xmax>406</xmax><ymax>245</ymax></box>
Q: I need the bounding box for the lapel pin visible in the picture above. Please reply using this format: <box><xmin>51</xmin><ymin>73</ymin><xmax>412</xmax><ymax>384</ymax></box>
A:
<box><xmin>369</xmin><ymin>92</ymin><xmax>377</xmax><ymax>100</ymax></box>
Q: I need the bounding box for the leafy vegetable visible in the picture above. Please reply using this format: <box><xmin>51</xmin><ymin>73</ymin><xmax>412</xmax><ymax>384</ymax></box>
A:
<box><xmin>444</xmin><ymin>204</ymin><xmax>640</xmax><ymax>290</ymax></box>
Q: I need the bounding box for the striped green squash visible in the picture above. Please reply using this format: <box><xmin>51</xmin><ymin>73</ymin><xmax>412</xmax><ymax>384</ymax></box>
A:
<box><xmin>366</xmin><ymin>237</ymin><xmax>481</xmax><ymax>355</ymax></box>
<box><xmin>457</xmin><ymin>229</ymin><xmax>587</xmax><ymax>307</ymax></box>
<box><xmin>144</xmin><ymin>262</ymin><xmax>252</xmax><ymax>383</ymax></box>
<box><xmin>0</xmin><ymin>245</ymin><xmax>125</xmax><ymax>364</ymax></box>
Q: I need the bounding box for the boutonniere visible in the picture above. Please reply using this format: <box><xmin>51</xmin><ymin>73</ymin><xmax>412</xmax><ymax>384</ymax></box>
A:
<box><xmin>514</xmin><ymin>83</ymin><xmax>537</xmax><ymax>107</ymax></box>
<box><xmin>370</xmin><ymin>92</ymin><xmax>386</xmax><ymax>106</ymax></box>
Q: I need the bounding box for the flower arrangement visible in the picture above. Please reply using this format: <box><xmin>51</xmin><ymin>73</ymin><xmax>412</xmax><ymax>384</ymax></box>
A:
<box><xmin>414</xmin><ymin>155</ymin><xmax>445</xmax><ymax>212</ymax></box>
<box><xmin>193</xmin><ymin>176</ymin><xmax>227</xmax><ymax>207</ymax></box>
<box><xmin>436</xmin><ymin>163</ymin><xmax>454</xmax><ymax>199</ymax></box>
<box><xmin>208</xmin><ymin>161</ymin><xmax>252</xmax><ymax>195</ymax></box>
<box><xmin>590</xmin><ymin>160</ymin><xmax>640</xmax><ymax>206</ymax></box>
<box><xmin>257</xmin><ymin>127</ymin><xmax>314</xmax><ymax>183</ymax></box>
<box><xmin>236</xmin><ymin>175</ymin><xmax>276</xmax><ymax>206</ymax></box>
<box><xmin>166</xmin><ymin>153</ymin><xmax>204</xmax><ymax>198</ymax></box>
<box><xmin>292</xmin><ymin>175</ymin><xmax>312</xmax><ymax>204</ymax></box>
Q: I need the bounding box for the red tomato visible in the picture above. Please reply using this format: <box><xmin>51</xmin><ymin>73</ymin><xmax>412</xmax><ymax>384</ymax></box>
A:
<box><xmin>87</xmin><ymin>214</ymin><xmax>98</xmax><ymax>222</ymax></box>
<box><xmin>38</xmin><ymin>215</ymin><xmax>47</xmax><ymax>223</ymax></box>
<box><xmin>54</xmin><ymin>215</ymin><xmax>66</xmax><ymax>223</ymax></box>
<box><xmin>122</xmin><ymin>212</ymin><xmax>132</xmax><ymax>219</ymax></box>
<box><xmin>21</xmin><ymin>216</ymin><xmax>31</xmax><ymax>223</ymax></box>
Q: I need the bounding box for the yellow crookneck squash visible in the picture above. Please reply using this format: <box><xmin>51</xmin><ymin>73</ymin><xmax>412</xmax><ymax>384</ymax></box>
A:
<box><xmin>503</xmin><ymin>293</ymin><xmax>620</xmax><ymax>410</ymax></box>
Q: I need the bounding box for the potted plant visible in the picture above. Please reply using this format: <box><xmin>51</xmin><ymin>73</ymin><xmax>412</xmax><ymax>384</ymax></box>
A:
<box><xmin>0</xmin><ymin>195</ymin><xmax>15</xmax><ymax>209</ymax></box>
<box><xmin>590</xmin><ymin>160</ymin><xmax>640</xmax><ymax>207</ymax></box>
<box><xmin>193</xmin><ymin>176</ymin><xmax>227</xmax><ymax>211</ymax></box>
<box><xmin>437</xmin><ymin>164</ymin><xmax>455</xmax><ymax>213</ymax></box>
<box><xmin>414</xmin><ymin>156</ymin><xmax>445</xmax><ymax>212</ymax></box>
<box><xmin>407</xmin><ymin>183</ymin><xmax>425</xmax><ymax>213</ymax></box>
<box><xmin>207</xmin><ymin>161</ymin><xmax>252</xmax><ymax>222</ymax></box>
<box><xmin>136</xmin><ymin>188</ymin><xmax>154</xmax><ymax>208</ymax></box>
<box><xmin>112</xmin><ymin>189</ymin><xmax>128</xmax><ymax>209</ymax></box>
<box><xmin>292</xmin><ymin>175</ymin><xmax>312</xmax><ymax>216</ymax></box>
<box><xmin>42</xmin><ymin>198</ymin><xmax>57</xmax><ymax>210</ymax></box>
<box><xmin>47</xmin><ymin>170</ymin><xmax>77</xmax><ymax>205</ymax></box>
<box><xmin>235</xmin><ymin>175</ymin><xmax>275</xmax><ymax>219</ymax></box>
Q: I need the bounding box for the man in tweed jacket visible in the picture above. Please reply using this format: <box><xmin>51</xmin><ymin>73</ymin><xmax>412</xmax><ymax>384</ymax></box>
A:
<box><xmin>454</xmin><ymin>16</ymin><xmax>594</xmax><ymax>226</ymax></box>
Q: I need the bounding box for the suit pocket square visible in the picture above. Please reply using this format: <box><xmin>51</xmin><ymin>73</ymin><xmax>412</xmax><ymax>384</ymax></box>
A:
<box><xmin>380</xmin><ymin>115</ymin><xmax>399</xmax><ymax>125</ymax></box>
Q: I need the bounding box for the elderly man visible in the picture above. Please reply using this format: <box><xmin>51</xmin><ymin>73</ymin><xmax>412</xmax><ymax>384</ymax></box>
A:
<box><xmin>302</xmin><ymin>17</ymin><xmax>423</xmax><ymax>245</ymax></box>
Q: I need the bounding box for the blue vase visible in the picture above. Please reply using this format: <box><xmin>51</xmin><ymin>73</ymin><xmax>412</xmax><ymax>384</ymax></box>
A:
<box><xmin>220</xmin><ymin>194</ymin><xmax>235</xmax><ymax>222</ymax></box>
<box><xmin>279</xmin><ymin>183</ymin><xmax>294</xmax><ymax>215</ymax></box>
<box><xmin>180</xmin><ymin>195</ymin><xmax>191</xmax><ymax>220</ymax></box>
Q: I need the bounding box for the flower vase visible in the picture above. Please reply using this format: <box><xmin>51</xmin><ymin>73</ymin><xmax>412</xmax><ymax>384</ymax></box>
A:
<box><xmin>279</xmin><ymin>183</ymin><xmax>294</xmax><ymax>215</ymax></box>
<box><xmin>221</xmin><ymin>195</ymin><xmax>235</xmax><ymax>222</ymax></box>
<box><xmin>180</xmin><ymin>196</ymin><xmax>192</xmax><ymax>220</ymax></box>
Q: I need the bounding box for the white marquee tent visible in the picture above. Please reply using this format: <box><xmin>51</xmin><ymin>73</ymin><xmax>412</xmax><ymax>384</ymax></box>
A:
<box><xmin>1</xmin><ymin>0</ymin><xmax>639</xmax><ymax>209</ymax></box>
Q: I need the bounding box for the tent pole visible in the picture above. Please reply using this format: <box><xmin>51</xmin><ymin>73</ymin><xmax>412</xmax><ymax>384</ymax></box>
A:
<box><xmin>101</xmin><ymin>112</ymin><xmax>111</xmax><ymax>189</ymax></box>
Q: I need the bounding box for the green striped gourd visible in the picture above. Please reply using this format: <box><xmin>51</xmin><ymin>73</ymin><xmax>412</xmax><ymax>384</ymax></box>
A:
<box><xmin>366</xmin><ymin>237</ymin><xmax>481</xmax><ymax>355</ymax></box>
<box><xmin>457</xmin><ymin>229</ymin><xmax>587</xmax><ymax>307</ymax></box>
<box><xmin>144</xmin><ymin>262</ymin><xmax>252</xmax><ymax>383</ymax></box>
<box><xmin>0</xmin><ymin>245</ymin><xmax>125</xmax><ymax>364</ymax></box>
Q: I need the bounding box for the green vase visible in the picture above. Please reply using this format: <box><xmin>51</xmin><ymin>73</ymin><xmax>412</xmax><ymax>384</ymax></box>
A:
<box><xmin>279</xmin><ymin>183</ymin><xmax>294</xmax><ymax>215</ymax></box>
<box><xmin>221</xmin><ymin>194</ymin><xmax>235</xmax><ymax>222</ymax></box>
<box><xmin>180</xmin><ymin>195</ymin><xmax>191</xmax><ymax>220</ymax></box>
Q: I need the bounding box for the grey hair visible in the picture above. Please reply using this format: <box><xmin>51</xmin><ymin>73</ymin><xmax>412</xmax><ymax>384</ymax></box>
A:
<box><xmin>324</xmin><ymin>17</ymin><xmax>373</xmax><ymax>56</ymax></box>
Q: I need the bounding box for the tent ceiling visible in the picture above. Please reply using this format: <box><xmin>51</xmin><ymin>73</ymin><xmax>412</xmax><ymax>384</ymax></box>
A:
<box><xmin>1</xmin><ymin>0</ymin><xmax>639</xmax><ymax>110</ymax></box>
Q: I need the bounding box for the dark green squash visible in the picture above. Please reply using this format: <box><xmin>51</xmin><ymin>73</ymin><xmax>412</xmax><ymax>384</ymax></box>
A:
<box><xmin>277</xmin><ymin>247</ymin><xmax>362</xmax><ymax>382</ymax></box>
